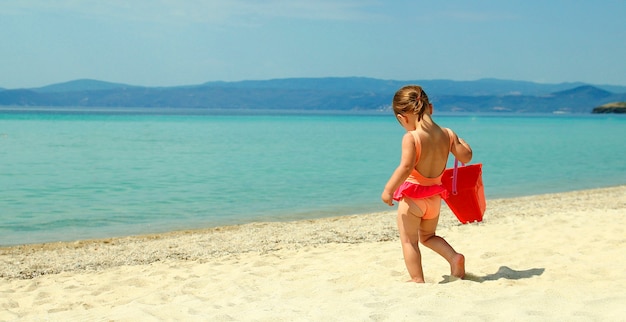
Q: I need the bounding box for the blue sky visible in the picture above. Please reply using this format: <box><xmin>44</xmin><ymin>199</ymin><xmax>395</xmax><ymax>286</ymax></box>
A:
<box><xmin>1</xmin><ymin>0</ymin><xmax>625</xmax><ymax>89</ymax></box>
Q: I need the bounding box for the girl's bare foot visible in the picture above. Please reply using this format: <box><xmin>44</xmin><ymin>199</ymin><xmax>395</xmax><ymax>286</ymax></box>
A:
<box><xmin>407</xmin><ymin>278</ymin><xmax>425</xmax><ymax>283</ymax></box>
<box><xmin>451</xmin><ymin>254</ymin><xmax>465</xmax><ymax>279</ymax></box>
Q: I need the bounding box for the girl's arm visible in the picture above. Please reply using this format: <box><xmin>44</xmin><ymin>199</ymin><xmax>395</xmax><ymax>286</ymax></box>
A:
<box><xmin>381</xmin><ymin>133</ymin><xmax>416</xmax><ymax>206</ymax></box>
<box><xmin>449</xmin><ymin>130</ymin><xmax>472</xmax><ymax>164</ymax></box>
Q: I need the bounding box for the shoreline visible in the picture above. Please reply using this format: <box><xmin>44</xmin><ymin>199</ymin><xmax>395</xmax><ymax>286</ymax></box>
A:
<box><xmin>1</xmin><ymin>185</ymin><xmax>624</xmax><ymax>280</ymax></box>
<box><xmin>1</xmin><ymin>182</ymin><xmax>622</xmax><ymax>248</ymax></box>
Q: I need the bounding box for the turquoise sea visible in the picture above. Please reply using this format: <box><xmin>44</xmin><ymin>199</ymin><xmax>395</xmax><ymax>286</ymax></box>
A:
<box><xmin>1</xmin><ymin>110</ymin><xmax>625</xmax><ymax>246</ymax></box>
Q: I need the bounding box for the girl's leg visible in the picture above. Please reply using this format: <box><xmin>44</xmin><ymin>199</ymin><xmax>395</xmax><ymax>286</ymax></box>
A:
<box><xmin>396</xmin><ymin>200</ymin><xmax>425</xmax><ymax>283</ymax></box>
<box><xmin>419</xmin><ymin>217</ymin><xmax>465</xmax><ymax>278</ymax></box>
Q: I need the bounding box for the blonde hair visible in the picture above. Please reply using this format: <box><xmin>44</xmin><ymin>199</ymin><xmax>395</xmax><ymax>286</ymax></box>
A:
<box><xmin>392</xmin><ymin>85</ymin><xmax>431</xmax><ymax>121</ymax></box>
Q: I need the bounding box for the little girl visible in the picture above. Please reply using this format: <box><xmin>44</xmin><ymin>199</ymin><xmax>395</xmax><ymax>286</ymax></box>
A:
<box><xmin>381</xmin><ymin>85</ymin><xmax>472</xmax><ymax>283</ymax></box>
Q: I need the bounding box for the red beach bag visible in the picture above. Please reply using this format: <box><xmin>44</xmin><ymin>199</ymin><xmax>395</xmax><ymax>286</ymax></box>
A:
<box><xmin>441</xmin><ymin>159</ymin><xmax>486</xmax><ymax>224</ymax></box>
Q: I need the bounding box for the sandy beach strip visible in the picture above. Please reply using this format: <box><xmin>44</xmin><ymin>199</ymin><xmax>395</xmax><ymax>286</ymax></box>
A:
<box><xmin>1</xmin><ymin>185</ymin><xmax>625</xmax><ymax>321</ymax></box>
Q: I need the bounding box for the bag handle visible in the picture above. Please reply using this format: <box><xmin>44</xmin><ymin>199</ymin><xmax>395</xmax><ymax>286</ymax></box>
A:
<box><xmin>451</xmin><ymin>158</ymin><xmax>465</xmax><ymax>195</ymax></box>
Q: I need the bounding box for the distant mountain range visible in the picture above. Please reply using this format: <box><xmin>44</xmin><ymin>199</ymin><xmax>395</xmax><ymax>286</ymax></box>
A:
<box><xmin>1</xmin><ymin>77</ymin><xmax>626</xmax><ymax>113</ymax></box>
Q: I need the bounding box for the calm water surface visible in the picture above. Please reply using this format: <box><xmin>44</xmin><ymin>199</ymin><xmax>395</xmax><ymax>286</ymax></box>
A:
<box><xmin>1</xmin><ymin>111</ymin><xmax>624</xmax><ymax>245</ymax></box>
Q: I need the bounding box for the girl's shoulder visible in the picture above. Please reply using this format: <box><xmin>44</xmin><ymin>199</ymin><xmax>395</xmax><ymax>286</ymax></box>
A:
<box><xmin>404</xmin><ymin>130</ymin><xmax>420</xmax><ymax>146</ymax></box>
<box><xmin>442</xmin><ymin>127</ymin><xmax>455</xmax><ymax>138</ymax></box>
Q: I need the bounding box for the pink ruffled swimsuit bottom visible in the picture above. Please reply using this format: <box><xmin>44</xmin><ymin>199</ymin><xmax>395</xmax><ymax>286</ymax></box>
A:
<box><xmin>393</xmin><ymin>182</ymin><xmax>449</xmax><ymax>219</ymax></box>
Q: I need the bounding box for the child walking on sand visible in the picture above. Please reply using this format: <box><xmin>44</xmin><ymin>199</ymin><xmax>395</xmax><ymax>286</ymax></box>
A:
<box><xmin>381</xmin><ymin>85</ymin><xmax>472</xmax><ymax>283</ymax></box>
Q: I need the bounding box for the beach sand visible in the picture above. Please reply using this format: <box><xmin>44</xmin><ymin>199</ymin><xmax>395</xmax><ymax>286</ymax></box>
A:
<box><xmin>1</xmin><ymin>186</ymin><xmax>625</xmax><ymax>321</ymax></box>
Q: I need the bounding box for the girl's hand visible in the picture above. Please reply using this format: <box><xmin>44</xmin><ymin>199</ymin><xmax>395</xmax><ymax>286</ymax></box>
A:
<box><xmin>381</xmin><ymin>191</ymin><xmax>394</xmax><ymax>206</ymax></box>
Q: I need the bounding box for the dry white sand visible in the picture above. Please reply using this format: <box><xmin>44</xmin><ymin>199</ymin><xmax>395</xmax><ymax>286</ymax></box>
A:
<box><xmin>1</xmin><ymin>186</ymin><xmax>625</xmax><ymax>321</ymax></box>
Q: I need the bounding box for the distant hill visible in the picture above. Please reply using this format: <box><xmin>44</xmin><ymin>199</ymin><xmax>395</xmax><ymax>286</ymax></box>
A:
<box><xmin>200</xmin><ymin>77</ymin><xmax>596</xmax><ymax>96</ymax></box>
<box><xmin>1</xmin><ymin>78</ymin><xmax>625</xmax><ymax>113</ymax></box>
<box><xmin>433</xmin><ymin>85</ymin><xmax>626</xmax><ymax>113</ymax></box>
<box><xmin>549</xmin><ymin>85</ymin><xmax>613</xmax><ymax>99</ymax></box>
<box><xmin>32</xmin><ymin>79</ymin><xmax>138</xmax><ymax>93</ymax></box>
<box><xmin>593</xmin><ymin>102</ymin><xmax>626</xmax><ymax>113</ymax></box>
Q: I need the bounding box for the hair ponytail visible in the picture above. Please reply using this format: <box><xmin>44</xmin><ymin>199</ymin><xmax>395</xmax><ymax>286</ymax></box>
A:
<box><xmin>392</xmin><ymin>85</ymin><xmax>431</xmax><ymax>121</ymax></box>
